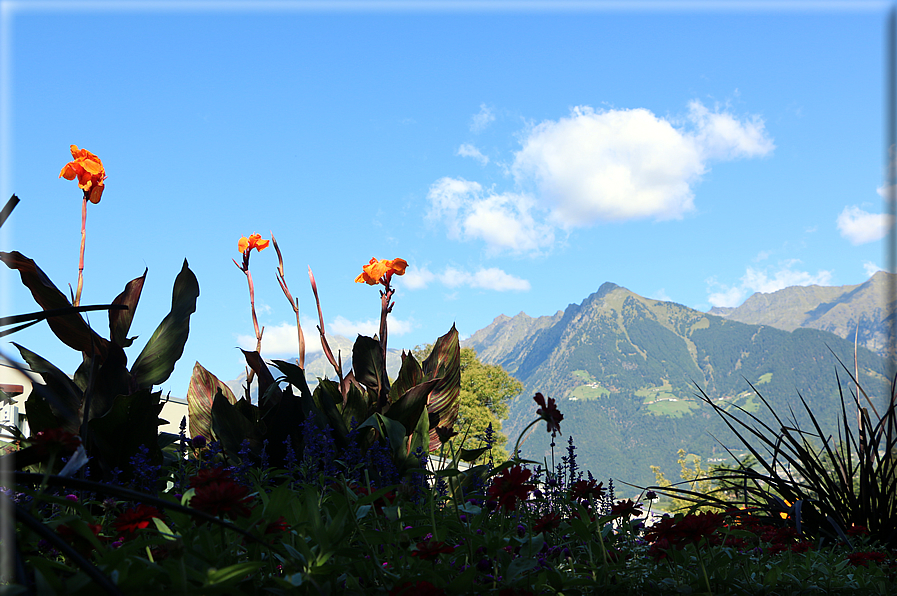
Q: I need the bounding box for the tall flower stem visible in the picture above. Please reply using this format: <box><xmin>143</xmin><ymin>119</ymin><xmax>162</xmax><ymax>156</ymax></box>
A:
<box><xmin>272</xmin><ymin>233</ymin><xmax>305</xmax><ymax>368</ymax></box>
<box><xmin>73</xmin><ymin>195</ymin><xmax>88</xmax><ymax>307</ymax></box>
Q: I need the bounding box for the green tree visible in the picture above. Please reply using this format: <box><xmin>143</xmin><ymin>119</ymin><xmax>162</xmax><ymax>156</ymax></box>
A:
<box><xmin>413</xmin><ymin>345</ymin><xmax>521</xmax><ymax>464</ymax></box>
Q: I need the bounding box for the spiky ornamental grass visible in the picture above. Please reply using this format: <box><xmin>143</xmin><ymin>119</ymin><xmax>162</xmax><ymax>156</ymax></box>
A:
<box><xmin>649</xmin><ymin>355</ymin><xmax>897</xmax><ymax>549</ymax></box>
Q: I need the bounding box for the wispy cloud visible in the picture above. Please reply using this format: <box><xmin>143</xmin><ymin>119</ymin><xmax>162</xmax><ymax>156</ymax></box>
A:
<box><xmin>470</xmin><ymin>103</ymin><xmax>495</xmax><ymax>133</ymax></box>
<box><xmin>331</xmin><ymin>315</ymin><xmax>414</xmax><ymax>338</ymax></box>
<box><xmin>457</xmin><ymin>143</ymin><xmax>489</xmax><ymax>165</ymax></box>
<box><xmin>401</xmin><ymin>265</ymin><xmax>436</xmax><ymax>290</ymax></box>
<box><xmin>402</xmin><ymin>264</ymin><xmax>529</xmax><ymax>292</ymax></box>
<box><xmin>650</xmin><ymin>288</ymin><xmax>672</xmax><ymax>302</ymax></box>
<box><xmin>837</xmin><ymin>205</ymin><xmax>895</xmax><ymax>245</ymax></box>
<box><xmin>706</xmin><ymin>261</ymin><xmax>833</xmax><ymax>308</ymax></box>
<box><xmin>236</xmin><ymin>319</ymin><xmax>321</xmax><ymax>355</ymax></box>
<box><xmin>863</xmin><ymin>261</ymin><xmax>882</xmax><ymax>278</ymax></box>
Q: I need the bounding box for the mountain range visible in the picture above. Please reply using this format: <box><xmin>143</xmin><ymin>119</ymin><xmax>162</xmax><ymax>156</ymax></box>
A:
<box><xmin>462</xmin><ymin>272</ymin><xmax>896</xmax><ymax>491</ymax></box>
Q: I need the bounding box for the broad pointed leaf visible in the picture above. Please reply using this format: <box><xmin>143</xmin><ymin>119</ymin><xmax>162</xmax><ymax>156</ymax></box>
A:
<box><xmin>352</xmin><ymin>335</ymin><xmax>383</xmax><ymax>397</ymax></box>
<box><xmin>422</xmin><ymin>326</ymin><xmax>461</xmax><ymax>450</ymax></box>
<box><xmin>312</xmin><ymin>379</ymin><xmax>350</xmax><ymax>442</ymax></box>
<box><xmin>241</xmin><ymin>349</ymin><xmax>276</xmax><ymax>406</ymax></box>
<box><xmin>186</xmin><ymin>362</ymin><xmax>237</xmax><ymax>440</ymax></box>
<box><xmin>1</xmin><ymin>251</ymin><xmax>109</xmax><ymax>359</ymax></box>
<box><xmin>13</xmin><ymin>343</ymin><xmax>82</xmax><ymax>429</ymax></box>
<box><xmin>109</xmin><ymin>269</ymin><xmax>146</xmax><ymax>348</ymax></box>
<box><xmin>384</xmin><ymin>378</ymin><xmax>438</xmax><ymax>436</ymax></box>
<box><xmin>387</xmin><ymin>352</ymin><xmax>423</xmax><ymax>405</ymax></box>
<box><xmin>131</xmin><ymin>260</ymin><xmax>199</xmax><ymax>389</ymax></box>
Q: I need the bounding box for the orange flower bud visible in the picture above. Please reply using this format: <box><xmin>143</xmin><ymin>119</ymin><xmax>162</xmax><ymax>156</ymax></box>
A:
<box><xmin>59</xmin><ymin>145</ymin><xmax>106</xmax><ymax>204</ymax></box>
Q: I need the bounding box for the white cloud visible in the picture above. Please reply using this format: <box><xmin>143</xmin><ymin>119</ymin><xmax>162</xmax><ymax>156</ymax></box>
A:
<box><xmin>707</xmin><ymin>261</ymin><xmax>833</xmax><ymax>308</ymax></box>
<box><xmin>863</xmin><ymin>261</ymin><xmax>882</xmax><ymax>278</ymax></box>
<box><xmin>457</xmin><ymin>143</ymin><xmax>489</xmax><ymax>165</ymax></box>
<box><xmin>878</xmin><ymin>183</ymin><xmax>896</xmax><ymax>199</ymax></box>
<box><xmin>687</xmin><ymin>100</ymin><xmax>775</xmax><ymax>161</ymax></box>
<box><xmin>426</xmin><ymin>177</ymin><xmax>554</xmax><ymax>255</ymax></box>
<box><xmin>331</xmin><ymin>315</ymin><xmax>414</xmax><ymax>338</ymax></box>
<box><xmin>435</xmin><ymin>265</ymin><xmax>530</xmax><ymax>292</ymax></box>
<box><xmin>430</xmin><ymin>100</ymin><xmax>773</xmax><ymax>253</ymax></box>
<box><xmin>236</xmin><ymin>319</ymin><xmax>323</xmax><ymax>356</ymax></box>
<box><xmin>470</xmin><ymin>103</ymin><xmax>495</xmax><ymax>133</ymax></box>
<box><xmin>510</xmin><ymin>102</ymin><xmax>773</xmax><ymax>229</ymax></box>
<box><xmin>837</xmin><ymin>205</ymin><xmax>895</xmax><ymax>245</ymax></box>
<box><xmin>401</xmin><ymin>265</ymin><xmax>435</xmax><ymax>290</ymax></box>
<box><xmin>650</xmin><ymin>288</ymin><xmax>672</xmax><ymax>302</ymax></box>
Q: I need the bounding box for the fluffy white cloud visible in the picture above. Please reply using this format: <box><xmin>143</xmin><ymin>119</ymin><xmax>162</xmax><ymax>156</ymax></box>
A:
<box><xmin>837</xmin><ymin>205</ymin><xmax>895</xmax><ymax>245</ymax></box>
<box><xmin>457</xmin><ymin>143</ymin><xmax>489</xmax><ymax>165</ymax></box>
<box><xmin>512</xmin><ymin>102</ymin><xmax>773</xmax><ymax>228</ymax></box>
<box><xmin>707</xmin><ymin>261</ymin><xmax>833</xmax><ymax>308</ymax></box>
<box><xmin>331</xmin><ymin>315</ymin><xmax>414</xmax><ymax>338</ymax></box>
<box><xmin>401</xmin><ymin>265</ymin><xmax>436</xmax><ymax>290</ymax></box>
<box><xmin>428</xmin><ymin>101</ymin><xmax>774</xmax><ymax>254</ymax></box>
<box><xmin>236</xmin><ymin>319</ymin><xmax>323</xmax><ymax>355</ymax></box>
<box><xmin>470</xmin><ymin>103</ymin><xmax>495</xmax><ymax>133</ymax></box>
<box><xmin>650</xmin><ymin>288</ymin><xmax>672</xmax><ymax>302</ymax></box>
<box><xmin>426</xmin><ymin>177</ymin><xmax>554</xmax><ymax>254</ymax></box>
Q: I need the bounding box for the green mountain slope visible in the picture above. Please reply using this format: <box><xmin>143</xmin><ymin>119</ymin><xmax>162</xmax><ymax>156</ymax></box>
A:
<box><xmin>464</xmin><ymin>282</ymin><xmax>890</xmax><ymax>492</ymax></box>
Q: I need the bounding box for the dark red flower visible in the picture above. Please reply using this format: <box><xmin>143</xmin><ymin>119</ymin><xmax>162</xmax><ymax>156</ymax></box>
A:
<box><xmin>533</xmin><ymin>512</ymin><xmax>562</xmax><ymax>534</ymax></box>
<box><xmin>389</xmin><ymin>580</ymin><xmax>446</xmax><ymax>596</ymax></box>
<box><xmin>264</xmin><ymin>515</ymin><xmax>290</xmax><ymax>535</ymax></box>
<box><xmin>847</xmin><ymin>551</ymin><xmax>889</xmax><ymax>567</ymax></box>
<box><xmin>669</xmin><ymin>512</ymin><xmax>725</xmax><ymax>546</ymax></box>
<box><xmin>29</xmin><ymin>428</ymin><xmax>81</xmax><ymax>457</ymax></box>
<box><xmin>411</xmin><ymin>539</ymin><xmax>456</xmax><ymax>560</ymax></box>
<box><xmin>487</xmin><ymin>465</ymin><xmax>535</xmax><ymax>511</ymax></box>
<box><xmin>534</xmin><ymin>392</ymin><xmax>563</xmax><ymax>434</ymax></box>
<box><xmin>114</xmin><ymin>504</ymin><xmax>162</xmax><ymax>538</ymax></box>
<box><xmin>190</xmin><ymin>480</ymin><xmax>253</xmax><ymax>518</ymax></box>
<box><xmin>188</xmin><ymin>466</ymin><xmax>233</xmax><ymax>489</ymax></box>
<box><xmin>610</xmin><ymin>498</ymin><xmax>643</xmax><ymax>520</ymax></box>
<box><xmin>570</xmin><ymin>479</ymin><xmax>605</xmax><ymax>502</ymax></box>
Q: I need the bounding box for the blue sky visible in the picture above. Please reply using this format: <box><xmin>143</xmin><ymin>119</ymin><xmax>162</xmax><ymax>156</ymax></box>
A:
<box><xmin>1</xmin><ymin>1</ymin><xmax>894</xmax><ymax>398</ymax></box>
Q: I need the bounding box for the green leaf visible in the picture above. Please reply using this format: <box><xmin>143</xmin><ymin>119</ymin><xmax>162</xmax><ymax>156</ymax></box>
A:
<box><xmin>0</xmin><ymin>251</ymin><xmax>109</xmax><ymax>359</ymax></box>
<box><xmin>458</xmin><ymin>446</ymin><xmax>490</xmax><ymax>463</ymax></box>
<box><xmin>387</xmin><ymin>351</ymin><xmax>423</xmax><ymax>404</ymax></box>
<box><xmin>241</xmin><ymin>349</ymin><xmax>276</xmax><ymax>405</ymax></box>
<box><xmin>206</xmin><ymin>562</ymin><xmax>264</xmax><ymax>586</ymax></box>
<box><xmin>131</xmin><ymin>259</ymin><xmax>199</xmax><ymax>389</ymax></box>
<box><xmin>383</xmin><ymin>378</ymin><xmax>437</xmax><ymax>436</ymax></box>
<box><xmin>109</xmin><ymin>269</ymin><xmax>146</xmax><ymax>348</ymax></box>
<box><xmin>186</xmin><ymin>362</ymin><xmax>237</xmax><ymax>441</ymax></box>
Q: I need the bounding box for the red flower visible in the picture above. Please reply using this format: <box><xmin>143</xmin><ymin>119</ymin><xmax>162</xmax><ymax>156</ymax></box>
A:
<box><xmin>264</xmin><ymin>515</ymin><xmax>290</xmax><ymax>535</ymax></box>
<box><xmin>28</xmin><ymin>428</ymin><xmax>81</xmax><ymax>457</ymax></box>
<box><xmin>188</xmin><ymin>466</ymin><xmax>233</xmax><ymax>489</ymax></box>
<box><xmin>570</xmin><ymin>479</ymin><xmax>605</xmax><ymax>502</ymax></box>
<box><xmin>533</xmin><ymin>512</ymin><xmax>562</xmax><ymax>534</ymax></box>
<box><xmin>847</xmin><ymin>551</ymin><xmax>889</xmax><ymax>567</ymax></box>
<box><xmin>389</xmin><ymin>580</ymin><xmax>446</xmax><ymax>596</ymax></box>
<box><xmin>610</xmin><ymin>498</ymin><xmax>643</xmax><ymax>520</ymax></box>
<box><xmin>114</xmin><ymin>504</ymin><xmax>162</xmax><ymax>538</ymax></box>
<box><xmin>646</xmin><ymin>512</ymin><xmax>725</xmax><ymax>550</ymax></box>
<box><xmin>487</xmin><ymin>465</ymin><xmax>535</xmax><ymax>511</ymax></box>
<box><xmin>189</xmin><ymin>479</ymin><xmax>254</xmax><ymax>518</ymax></box>
<box><xmin>533</xmin><ymin>392</ymin><xmax>563</xmax><ymax>434</ymax></box>
<box><xmin>411</xmin><ymin>539</ymin><xmax>456</xmax><ymax>560</ymax></box>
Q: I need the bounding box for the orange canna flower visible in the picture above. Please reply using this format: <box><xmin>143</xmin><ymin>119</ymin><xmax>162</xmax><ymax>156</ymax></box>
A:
<box><xmin>355</xmin><ymin>257</ymin><xmax>408</xmax><ymax>285</ymax></box>
<box><xmin>59</xmin><ymin>145</ymin><xmax>106</xmax><ymax>204</ymax></box>
<box><xmin>238</xmin><ymin>233</ymin><xmax>270</xmax><ymax>254</ymax></box>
